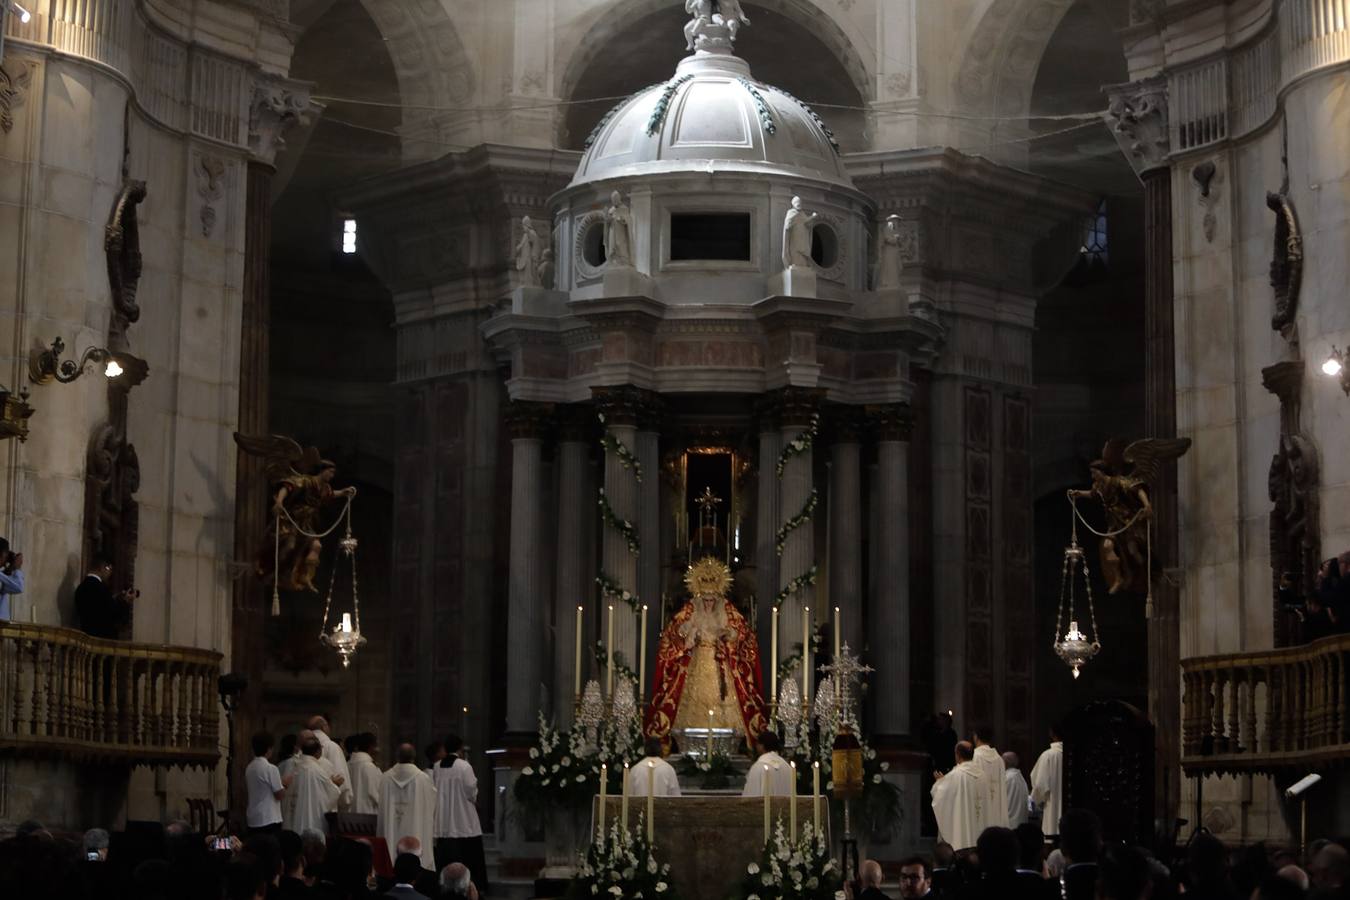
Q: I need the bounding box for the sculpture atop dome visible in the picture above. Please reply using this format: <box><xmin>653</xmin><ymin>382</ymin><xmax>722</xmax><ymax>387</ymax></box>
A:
<box><xmin>684</xmin><ymin>0</ymin><xmax>750</xmax><ymax>53</ymax></box>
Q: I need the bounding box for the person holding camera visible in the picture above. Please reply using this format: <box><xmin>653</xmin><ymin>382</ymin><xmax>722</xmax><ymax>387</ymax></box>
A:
<box><xmin>0</xmin><ymin>537</ymin><xmax>25</xmax><ymax>621</ymax></box>
<box><xmin>75</xmin><ymin>557</ymin><xmax>136</xmax><ymax>639</ymax></box>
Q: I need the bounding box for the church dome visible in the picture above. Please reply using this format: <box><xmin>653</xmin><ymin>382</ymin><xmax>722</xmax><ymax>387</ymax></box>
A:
<box><xmin>571</xmin><ymin>49</ymin><xmax>853</xmax><ymax>189</ymax></box>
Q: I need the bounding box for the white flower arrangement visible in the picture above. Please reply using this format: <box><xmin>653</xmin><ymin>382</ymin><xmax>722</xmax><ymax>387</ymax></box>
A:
<box><xmin>735</xmin><ymin>819</ymin><xmax>840</xmax><ymax>900</ymax></box>
<box><xmin>575</xmin><ymin>815</ymin><xmax>679</xmax><ymax>900</ymax></box>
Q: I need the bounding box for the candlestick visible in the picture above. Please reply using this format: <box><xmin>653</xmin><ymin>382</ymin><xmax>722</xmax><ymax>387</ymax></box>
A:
<box><xmin>574</xmin><ymin>605</ymin><xmax>584</xmax><ymax>697</ymax></box>
<box><xmin>461</xmin><ymin>705</ymin><xmax>468</xmax><ymax>737</ymax></box>
<box><xmin>706</xmin><ymin>709</ymin><xmax>714</xmax><ymax>761</ymax></box>
<box><xmin>790</xmin><ymin>761</ymin><xmax>797</xmax><ymax>840</ymax></box>
<box><xmin>812</xmin><ymin>761</ymin><xmax>820</xmax><ymax>834</ymax></box>
<box><xmin>622</xmin><ymin>762</ymin><xmax>630</xmax><ymax>833</ymax></box>
<box><xmin>606</xmin><ymin>604</ymin><xmax>615</xmax><ymax>697</ymax></box>
<box><xmin>762</xmin><ymin>764</ymin><xmax>771</xmax><ymax>844</ymax></box>
<box><xmin>639</xmin><ymin>604</ymin><xmax>648</xmax><ymax>700</ymax></box>
<box><xmin>341</xmin><ymin>613</ymin><xmax>353</xmax><ymax>633</ymax></box>
<box><xmin>599</xmin><ymin>763</ymin><xmax>608</xmax><ymax>848</ymax></box>
<box><xmin>647</xmin><ymin>761</ymin><xmax>656</xmax><ymax>843</ymax></box>
<box><xmin>802</xmin><ymin>606</ymin><xmax>811</xmax><ymax>707</ymax></box>
<box><xmin>833</xmin><ymin>606</ymin><xmax>841</xmax><ymax>659</ymax></box>
<box><xmin>770</xmin><ymin>606</ymin><xmax>779</xmax><ymax>702</ymax></box>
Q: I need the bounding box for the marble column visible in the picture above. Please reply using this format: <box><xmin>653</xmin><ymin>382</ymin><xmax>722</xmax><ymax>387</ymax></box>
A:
<box><xmin>594</xmin><ymin>387</ymin><xmax>648</xmax><ymax>681</ymax></box>
<box><xmin>871</xmin><ymin>405</ymin><xmax>912</xmax><ymax>736</ymax></box>
<box><xmin>553</xmin><ymin>406</ymin><xmax>593</xmax><ymax>725</ymax></box>
<box><xmin>756</xmin><ymin>410</ymin><xmax>782</xmax><ymax>663</ymax></box>
<box><xmin>636</xmin><ymin>422</ymin><xmax>661</xmax><ymax>700</ymax></box>
<box><xmin>506</xmin><ymin>402</ymin><xmax>551</xmax><ymax>734</ymax></box>
<box><xmin>776</xmin><ymin>390</ymin><xmax>822</xmax><ymax>683</ymax></box>
<box><xmin>828</xmin><ymin>408</ymin><xmax>864</xmax><ymax>654</ymax></box>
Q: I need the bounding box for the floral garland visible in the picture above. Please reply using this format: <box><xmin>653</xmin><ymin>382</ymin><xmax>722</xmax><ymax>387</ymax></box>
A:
<box><xmin>734</xmin><ymin>820</ymin><xmax>842</xmax><ymax>900</ymax></box>
<box><xmin>593</xmin><ymin>642</ymin><xmax>640</xmax><ymax>688</ymax></box>
<box><xmin>570</xmin><ymin>817</ymin><xmax>678</xmax><ymax>900</ymax></box>
<box><xmin>767</xmin><ymin>87</ymin><xmax>840</xmax><ymax>154</ymax></box>
<box><xmin>775</xmin><ymin>414</ymin><xmax>820</xmax><ymax>477</ymax></box>
<box><xmin>583</xmin><ymin>84</ymin><xmax>661</xmax><ymax>149</ymax></box>
<box><xmin>598</xmin><ymin>488</ymin><xmax>641</xmax><ymax>556</ymax></box>
<box><xmin>775</xmin><ymin>489</ymin><xmax>819</xmax><ymax>556</ymax></box>
<box><xmin>646</xmin><ymin>74</ymin><xmax>694</xmax><ymax>136</ymax></box>
<box><xmin>737</xmin><ymin>77</ymin><xmax>776</xmax><ymax>135</ymax></box>
<box><xmin>598</xmin><ymin>413</ymin><xmax>643</xmax><ymax>481</ymax></box>
<box><xmin>595</xmin><ymin>573</ymin><xmax>642</xmax><ymax>616</ymax></box>
<box><xmin>772</xmin><ymin>565</ymin><xmax>818</xmax><ymax>608</ymax></box>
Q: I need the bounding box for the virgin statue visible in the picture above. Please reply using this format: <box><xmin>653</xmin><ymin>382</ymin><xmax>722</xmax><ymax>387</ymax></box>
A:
<box><xmin>645</xmin><ymin>557</ymin><xmax>768</xmax><ymax>747</ymax></box>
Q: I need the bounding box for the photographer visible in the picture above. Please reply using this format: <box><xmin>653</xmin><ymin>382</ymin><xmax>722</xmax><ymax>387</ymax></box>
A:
<box><xmin>75</xmin><ymin>557</ymin><xmax>136</xmax><ymax>639</ymax></box>
<box><xmin>0</xmin><ymin>537</ymin><xmax>25</xmax><ymax>621</ymax></box>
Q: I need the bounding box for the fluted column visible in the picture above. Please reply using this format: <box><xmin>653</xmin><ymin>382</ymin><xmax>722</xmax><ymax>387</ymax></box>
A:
<box><xmin>636</xmin><ymin>418</ymin><xmax>662</xmax><ymax>700</ymax></box>
<box><xmin>871</xmin><ymin>405</ymin><xmax>912</xmax><ymax>736</ymax></box>
<box><xmin>553</xmin><ymin>406</ymin><xmax>593</xmax><ymax>725</ymax></box>
<box><xmin>776</xmin><ymin>389</ymin><xmax>823</xmax><ymax>681</ymax></box>
<box><xmin>506</xmin><ymin>402</ymin><xmax>551</xmax><ymax>734</ymax></box>
<box><xmin>828</xmin><ymin>408</ymin><xmax>864</xmax><ymax>654</ymax></box>
<box><xmin>594</xmin><ymin>388</ymin><xmax>650</xmax><ymax>681</ymax></box>
<box><xmin>756</xmin><ymin>408</ymin><xmax>782</xmax><ymax>661</ymax></box>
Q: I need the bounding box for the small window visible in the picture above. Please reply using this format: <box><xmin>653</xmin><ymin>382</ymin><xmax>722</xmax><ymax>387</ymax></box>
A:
<box><xmin>811</xmin><ymin>224</ymin><xmax>838</xmax><ymax>269</ymax></box>
<box><xmin>670</xmin><ymin>213</ymin><xmax>751</xmax><ymax>261</ymax></box>
<box><xmin>341</xmin><ymin>218</ymin><xmax>357</xmax><ymax>255</ymax></box>
<box><xmin>582</xmin><ymin>220</ymin><xmax>607</xmax><ymax>268</ymax></box>
<box><xmin>1080</xmin><ymin>200</ymin><xmax>1107</xmax><ymax>267</ymax></box>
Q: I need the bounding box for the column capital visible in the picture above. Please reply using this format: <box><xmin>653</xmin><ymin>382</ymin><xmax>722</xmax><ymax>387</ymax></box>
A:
<box><xmin>1104</xmin><ymin>75</ymin><xmax>1170</xmax><ymax>177</ymax></box>
<box><xmin>249</xmin><ymin>74</ymin><xmax>321</xmax><ymax>167</ymax></box>
<box><xmin>591</xmin><ymin>385</ymin><xmax>662</xmax><ymax>428</ymax></box>
<box><xmin>825</xmin><ymin>404</ymin><xmax>867</xmax><ymax>443</ymax></box>
<box><xmin>555</xmin><ymin>402</ymin><xmax>595</xmax><ymax>443</ymax></box>
<box><xmin>506</xmin><ymin>400</ymin><xmax>555</xmax><ymax>440</ymax></box>
<box><xmin>866</xmin><ymin>403</ymin><xmax>913</xmax><ymax>442</ymax></box>
<box><xmin>760</xmin><ymin>387</ymin><xmax>827</xmax><ymax>429</ymax></box>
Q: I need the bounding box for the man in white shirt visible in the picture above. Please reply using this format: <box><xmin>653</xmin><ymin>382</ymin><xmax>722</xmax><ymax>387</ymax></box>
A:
<box><xmin>971</xmin><ymin>726</ymin><xmax>1009</xmax><ymax>831</ymax></box>
<box><xmin>308</xmin><ymin>715</ymin><xmax>353</xmax><ymax>810</ymax></box>
<box><xmin>381</xmin><ymin>743</ymin><xmax>437</xmax><ymax>872</ymax></box>
<box><xmin>347</xmin><ymin>732</ymin><xmax>384</xmax><ymax>815</ymax></box>
<box><xmin>1003</xmin><ymin>750</ymin><xmax>1030</xmax><ymax>828</ymax></box>
<box><xmin>628</xmin><ymin>737</ymin><xmax>681</xmax><ymax>797</ymax></box>
<box><xmin>245</xmin><ymin>731</ymin><xmax>292</xmax><ymax>835</ymax></box>
<box><xmin>0</xmin><ymin>539</ymin><xmax>24</xmax><ymax>621</ymax></box>
<box><xmin>1030</xmin><ymin>727</ymin><xmax>1064</xmax><ymax>840</ymax></box>
<box><xmin>931</xmin><ymin>741</ymin><xmax>982</xmax><ymax>851</ymax></box>
<box><xmin>742</xmin><ymin>731</ymin><xmax>794</xmax><ymax>797</ymax></box>
<box><xmin>431</xmin><ymin>735</ymin><xmax>486</xmax><ymax>894</ymax></box>
<box><xmin>289</xmin><ymin>735</ymin><xmax>344</xmax><ymax>834</ymax></box>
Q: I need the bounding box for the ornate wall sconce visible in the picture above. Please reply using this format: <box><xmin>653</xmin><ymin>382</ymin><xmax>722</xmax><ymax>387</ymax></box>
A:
<box><xmin>28</xmin><ymin>337</ymin><xmax>145</xmax><ymax>386</ymax></box>
<box><xmin>1322</xmin><ymin>346</ymin><xmax>1350</xmax><ymax>396</ymax></box>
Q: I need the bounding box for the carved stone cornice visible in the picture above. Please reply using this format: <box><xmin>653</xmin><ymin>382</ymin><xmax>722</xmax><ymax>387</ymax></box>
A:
<box><xmin>1104</xmin><ymin>76</ymin><xmax>1170</xmax><ymax>177</ymax></box>
<box><xmin>866</xmin><ymin>403</ymin><xmax>913</xmax><ymax>442</ymax></box>
<box><xmin>249</xmin><ymin>75</ymin><xmax>321</xmax><ymax>167</ymax></box>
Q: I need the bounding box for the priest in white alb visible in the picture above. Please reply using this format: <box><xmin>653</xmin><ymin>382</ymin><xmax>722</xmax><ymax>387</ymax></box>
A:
<box><xmin>971</xmin><ymin>726</ymin><xmax>1009</xmax><ymax>830</ymax></box>
<box><xmin>309</xmin><ymin>715</ymin><xmax>353</xmax><ymax>810</ymax></box>
<box><xmin>742</xmin><ymin>731</ymin><xmax>794</xmax><ymax>797</ymax></box>
<box><xmin>628</xmin><ymin>737</ymin><xmax>681</xmax><ymax>797</ymax></box>
<box><xmin>380</xmin><ymin>743</ymin><xmax>437</xmax><ymax>871</ymax></box>
<box><xmin>288</xmin><ymin>735</ymin><xmax>343</xmax><ymax>834</ymax></box>
<box><xmin>347</xmin><ymin>733</ymin><xmax>384</xmax><ymax>815</ymax></box>
<box><xmin>1003</xmin><ymin>751</ymin><xmax>1029</xmax><ymax>828</ymax></box>
<box><xmin>931</xmin><ymin>741</ymin><xmax>982</xmax><ymax>851</ymax></box>
<box><xmin>1030</xmin><ymin>727</ymin><xmax>1064</xmax><ymax>839</ymax></box>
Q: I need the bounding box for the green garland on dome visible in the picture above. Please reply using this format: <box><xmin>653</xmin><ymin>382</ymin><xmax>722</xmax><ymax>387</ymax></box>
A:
<box><xmin>584</xmin><ymin>84</ymin><xmax>662</xmax><ymax>150</ymax></box>
<box><xmin>736</xmin><ymin>77</ymin><xmax>776</xmax><ymax>135</ymax></box>
<box><xmin>769</xmin><ymin>86</ymin><xmax>841</xmax><ymax>154</ymax></box>
<box><xmin>646</xmin><ymin>74</ymin><xmax>694</xmax><ymax>136</ymax></box>
<box><xmin>775</xmin><ymin>489</ymin><xmax>819</xmax><ymax>556</ymax></box>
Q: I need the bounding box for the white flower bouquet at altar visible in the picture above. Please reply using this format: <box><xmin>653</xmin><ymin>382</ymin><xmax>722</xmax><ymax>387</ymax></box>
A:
<box><xmin>732</xmin><ymin>820</ymin><xmax>842</xmax><ymax>900</ymax></box>
<box><xmin>514</xmin><ymin>714</ymin><xmax>610</xmax><ymax>831</ymax></box>
<box><xmin>570</xmin><ymin>816</ymin><xmax>679</xmax><ymax>900</ymax></box>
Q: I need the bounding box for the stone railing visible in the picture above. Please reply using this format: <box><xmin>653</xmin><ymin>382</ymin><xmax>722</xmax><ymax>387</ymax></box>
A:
<box><xmin>0</xmin><ymin>622</ymin><xmax>222</xmax><ymax>768</ymax></box>
<box><xmin>1181</xmin><ymin>633</ymin><xmax>1350</xmax><ymax>776</ymax></box>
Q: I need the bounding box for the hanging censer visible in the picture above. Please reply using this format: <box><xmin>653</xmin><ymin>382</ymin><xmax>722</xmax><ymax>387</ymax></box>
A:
<box><xmin>1054</xmin><ymin>505</ymin><xmax>1101</xmax><ymax>679</ymax></box>
<box><xmin>319</xmin><ymin>507</ymin><xmax>365</xmax><ymax>668</ymax></box>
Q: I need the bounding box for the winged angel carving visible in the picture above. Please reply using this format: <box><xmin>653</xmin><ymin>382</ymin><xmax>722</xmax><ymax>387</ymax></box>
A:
<box><xmin>233</xmin><ymin>434</ymin><xmax>357</xmax><ymax>592</ymax></box>
<box><xmin>1068</xmin><ymin>438</ymin><xmax>1191</xmax><ymax>595</ymax></box>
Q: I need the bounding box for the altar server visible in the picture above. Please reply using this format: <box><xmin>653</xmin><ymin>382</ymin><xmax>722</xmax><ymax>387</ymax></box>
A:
<box><xmin>347</xmin><ymin>732</ymin><xmax>384</xmax><ymax>814</ymax></box>
<box><xmin>1030</xmin><ymin>727</ymin><xmax>1064</xmax><ymax>840</ymax></box>
<box><xmin>289</xmin><ymin>736</ymin><xmax>343</xmax><ymax>834</ymax></box>
<box><xmin>931</xmin><ymin>741</ymin><xmax>982</xmax><ymax>851</ymax></box>
<box><xmin>381</xmin><ymin>744</ymin><xmax>437</xmax><ymax>871</ymax></box>
<box><xmin>972</xmin><ymin>726</ymin><xmax>1010</xmax><ymax>831</ymax></box>
<box><xmin>629</xmin><ymin>737</ymin><xmax>681</xmax><ymax>797</ymax></box>
<box><xmin>742</xmin><ymin>731</ymin><xmax>794</xmax><ymax>797</ymax></box>
<box><xmin>1003</xmin><ymin>751</ymin><xmax>1030</xmax><ymax>828</ymax></box>
<box><xmin>432</xmin><ymin>735</ymin><xmax>487</xmax><ymax>894</ymax></box>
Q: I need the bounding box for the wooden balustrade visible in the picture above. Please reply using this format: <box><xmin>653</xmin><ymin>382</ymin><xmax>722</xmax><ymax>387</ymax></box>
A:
<box><xmin>0</xmin><ymin>622</ymin><xmax>222</xmax><ymax>768</ymax></box>
<box><xmin>1180</xmin><ymin>633</ymin><xmax>1350</xmax><ymax>776</ymax></box>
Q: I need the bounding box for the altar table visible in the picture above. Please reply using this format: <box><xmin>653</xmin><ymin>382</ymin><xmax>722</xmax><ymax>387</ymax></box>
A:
<box><xmin>593</xmin><ymin>795</ymin><xmax>830</xmax><ymax>900</ymax></box>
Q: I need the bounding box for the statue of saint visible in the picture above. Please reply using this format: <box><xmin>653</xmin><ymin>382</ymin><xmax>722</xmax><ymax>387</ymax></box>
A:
<box><xmin>876</xmin><ymin>214</ymin><xmax>904</xmax><ymax>290</ymax></box>
<box><xmin>646</xmin><ymin>557</ymin><xmax>768</xmax><ymax>747</ymax></box>
<box><xmin>1067</xmin><ymin>438</ymin><xmax>1191</xmax><ymax>595</ymax></box>
<box><xmin>781</xmin><ymin>195</ymin><xmax>818</xmax><ymax>270</ymax></box>
<box><xmin>233</xmin><ymin>434</ymin><xmax>358</xmax><ymax>592</ymax></box>
<box><xmin>515</xmin><ymin>216</ymin><xmax>544</xmax><ymax>287</ymax></box>
<box><xmin>604</xmin><ymin>190</ymin><xmax>633</xmax><ymax>267</ymax></box>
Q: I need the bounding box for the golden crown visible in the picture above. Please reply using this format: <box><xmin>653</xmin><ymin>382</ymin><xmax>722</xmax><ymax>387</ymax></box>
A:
<box><xmin>684</xmin><ymin>556</ymin><xmax>734</xmax><ymax>596</ymax></box>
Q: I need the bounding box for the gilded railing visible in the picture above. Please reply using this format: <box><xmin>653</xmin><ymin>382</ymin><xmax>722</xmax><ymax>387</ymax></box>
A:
<box><xmin>0</xmin><ymin>622</ymin><xmax>222</xmax><ymax>767</ymax></box>
<box><xmin>1181</xmin><ymin>633</ymin><xmax>1350</xmax><ymax>776</ymax></box>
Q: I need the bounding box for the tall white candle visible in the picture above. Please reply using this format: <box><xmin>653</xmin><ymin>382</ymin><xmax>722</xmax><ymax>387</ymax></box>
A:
<box><xmin>770</xmin><ymin>606</ymin><xmax>779</xmax><ymax>702</ymax></box>
<box><xmin>762</xmin><ymin>764</ymin><xmax>771</xmax><ymax>843</ymax></box>
<box><xmin>622</xmin><ymin>761</ymin><xmax>630</xmax><ymax>832</ymax></box>
<box><xmin>606</xmin><ymin>604</ymin><xmax>615</xmax><ymax>697</ymax></box>
<box><xmin>598</xmin><ymin>763</ymin><xmax>608</xmax><ymax>848</ymax></box>
<box><xmin>341</xmin><ymin>613</ymin><xmax>353</xmax><ymax>633</ymax></box>
<box><xmin>833</xmin><ymin>606</ymin><xmax>841</xmax><ymax>659</ymax></box>
<box><xmin>802</xmin><ymin>606</ymin><xmax>811</xmax><ymax>707</ymax></box>
<box><xmin>707</xmin><ymin>708</ymin><xmax>715</xmax><ymax>761</ymax></box>
<box><xmin>574</xmin><ymin>605</ymin><xmax>584</xmax><ymax>698</ymax></box>
<box><xmin>789</xmin><ymin>761</ymin><xmax>797</xmax><ymax>841</ymax></box>
<box><xmin>638</xmin><ymin>604</ymin><xmax>648</xmax><ymax>700</ymax></box>
<box><xmin>647</xmin><ymin>761</ymin><xmax>656</xmax><ymax>843</ymax></box>
<box><xmin>812</xmin><ymin>761</ymin><xmax>821</xmax><ymax>835</ymax></box>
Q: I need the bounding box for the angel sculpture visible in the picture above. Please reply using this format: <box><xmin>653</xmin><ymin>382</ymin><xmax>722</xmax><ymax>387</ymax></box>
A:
<box><xmin>1067</xmin><ymin>437</ymin><xmax>1191</xmax><ymax>595</ymax></box>
<box><xmin>233</xmin><ymin>434</ymin><xmax>357</xmax><ymax>592</ymax></box>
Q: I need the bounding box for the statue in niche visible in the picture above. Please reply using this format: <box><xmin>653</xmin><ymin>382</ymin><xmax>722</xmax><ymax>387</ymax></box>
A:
<box><xmin>1266</xmin><ymin>191</ymin><xmax>1302</xmax><ymax>339</ymax></box>
<box><xmin>1067</xmin><ymin>438</ymin><xmax>1191</xmax><ymax>595</ymax></box>
<box><xmin>876</xmin><ymin>214</ymin><xmax>904</xmax><ymax>290</ymax></box>
<box><xmin>781</xmin><ymin>195</ymin><xmax>818</xmax><ymax>270</ymax></box>
<box><xmin>515</xmin><ymin>215</ymin><xmax>545</xmax><ymax>287</ymax></box>
<box><xmin>233</xmin><ymin>434</ymin><xmax>357</xmax><ymax>592</ymax></box>
<box><xmin>604</xmin><ymin>190</ymin><xmax>633</xmax><ymax>267</ymax></box>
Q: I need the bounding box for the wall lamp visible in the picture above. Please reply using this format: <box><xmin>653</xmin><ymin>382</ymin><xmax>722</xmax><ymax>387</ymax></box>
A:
<box><xmin>29</xmin><ymin>336</ymin><xmax>126</xmax><ymax>385</ymax></box>
<box><xmin>1322</xmin><ymin>346</ymin><xmax>1350</xmax><ymax>396</ymax></box>
<box><xmin>6</xmin><ymin>3</ymin><xmax>31</xmax><ymax>24</ymax></box>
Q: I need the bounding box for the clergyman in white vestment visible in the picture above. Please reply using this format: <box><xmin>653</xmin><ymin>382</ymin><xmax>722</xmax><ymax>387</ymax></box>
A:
<box><xmin>742</xmin><ymin>732</ymin><xmax>794</xmax><ymax>798</ymax></box>
<box><xmin>971</xmin><ymin>728</ymin><xmax>1009</xmax><ymax>831</ymax></box>
<box><xmin>1030</xmin><ymin>730</ymin><xmax>1064</xmax><ymax>838</ymax></box>
<box><xmin>1003</xmin><ymin>751</ymin><xmax>1030</xmax><ymax>828</ymax></box>
<box><xmin>432</xmin><ymin>737</ymin><xmax>487</xmax><ymax>893</ymax></box>
<box><xmin>931</xmin><ymin>741</ymin><xmax>982</xmax><ymax>851</ymax></box>
<box><xmin>310</xmin><ymin>716</ymin><xmax>353</xmax><ymax>810</ymax></box>
<box><xmin>628</xmin><ymin>738</ymin><xmax>681</xmax><ymax>797</ymax></box>
<box><xmin>347</xmin><ymin>734</ymin><xmax>384</xmax><ymax>815</ymax></box>
<box><xmin>380</xmin><ymin>744</ymin><xmax>437</xmax><ymax>871</ymax></box>
<box><xmin>289</xmin><ymin>738</ymin><xmax>343</xmax><ymax>835</ymax></box>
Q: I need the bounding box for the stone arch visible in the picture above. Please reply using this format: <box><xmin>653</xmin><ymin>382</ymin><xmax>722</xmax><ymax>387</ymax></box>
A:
<box><xmin>954</xmin><ymin>0</ymin><xmax>1077</xmax><ymax>121</ymax></box>
<box><xmin>557</xmin><ymin>0</ymin><xmax>873</xmax><ymax>112</ymax></box>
